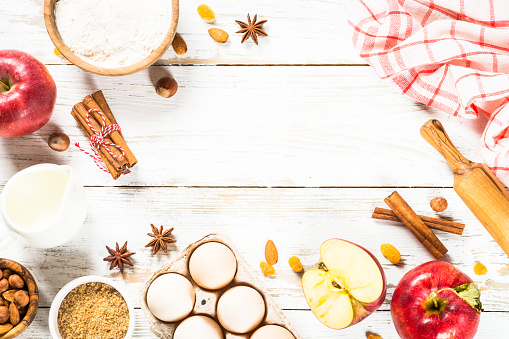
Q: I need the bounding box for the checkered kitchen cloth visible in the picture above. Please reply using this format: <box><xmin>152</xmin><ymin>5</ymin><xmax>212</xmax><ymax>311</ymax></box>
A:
<box><xmin>349</xmin><ymin>0</ymin><xmax>509</xmax><ymax>185</ymax></box>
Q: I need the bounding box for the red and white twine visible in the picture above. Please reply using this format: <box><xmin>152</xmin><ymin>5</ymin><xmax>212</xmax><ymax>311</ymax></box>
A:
<box><xmin>75</xmin><ymin>108</ymin><xmax>130</xmax><ymax>175</ymax></box>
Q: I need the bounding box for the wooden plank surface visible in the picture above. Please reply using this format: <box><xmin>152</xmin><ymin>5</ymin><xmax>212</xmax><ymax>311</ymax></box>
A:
<box><xmin>0</xmin><ymin>65</ymin><xmax>487</xmax><ymax>187</ymax></box>
<box><xmin>1</xmin><ymin>187</ymin><xmax>507</xmax><ymax>337</ymax></box>
<box><xmin>4</xmin><ymin>0</ymin><xmax>363</xmax><ymax>65</ymax></box>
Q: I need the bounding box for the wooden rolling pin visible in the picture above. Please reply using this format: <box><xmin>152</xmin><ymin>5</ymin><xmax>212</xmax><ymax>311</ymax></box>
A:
<box><xmin>421</xmin><ymin>119</ymin><xmax>509</xmax><ymax>257</ymax></box>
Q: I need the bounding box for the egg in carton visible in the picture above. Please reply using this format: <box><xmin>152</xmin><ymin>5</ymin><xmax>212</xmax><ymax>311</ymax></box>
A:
<box><xmin>140</xmin><ymin>233</ymin><xmax>301</xmax><ymax>339</ymax></box>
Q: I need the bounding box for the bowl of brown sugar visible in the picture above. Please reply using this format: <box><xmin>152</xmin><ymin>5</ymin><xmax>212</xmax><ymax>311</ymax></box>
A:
<box><xmin>48</xmin><ymin>276</ymin><xmax>134</xmax><ymax>339</ymax></box>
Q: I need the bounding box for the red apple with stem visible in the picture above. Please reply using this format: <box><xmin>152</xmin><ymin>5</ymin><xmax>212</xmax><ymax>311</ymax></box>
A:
<box><xmin>302</xmin><ymin>239</ymin><xmax>387</xmax><ymax>329</ymax></box>
<box><xmin>391</xmin><ymin>261</ymin><xmax>482</xmax><ymax>339</ymax></box>
<box><xmin>0</xmin><ymin>50</ymin><xmax>56</xmax><ymax>138</ymax></box>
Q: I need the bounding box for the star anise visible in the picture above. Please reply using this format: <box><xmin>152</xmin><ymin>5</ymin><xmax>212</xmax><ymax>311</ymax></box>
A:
<box><xmin>235</xmin><ymin>14</ymin><xmax>268</xmax><ymax>45</ymax></box>
<box><xmin>103</xmin><ymin>241</ymin><xmax>135</xmax><ymax>274</ymax></box>
<box><xmin>145</xmin><ymin>224</ymin><xmax>176</xmax><ymax>254</ymax></box>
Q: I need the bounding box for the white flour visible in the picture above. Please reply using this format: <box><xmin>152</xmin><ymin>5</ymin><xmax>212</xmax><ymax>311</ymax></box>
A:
<box><xmin>55</xmin><ymin>0</ymin><xmax>172</xmax><ymax>68</ymax></box>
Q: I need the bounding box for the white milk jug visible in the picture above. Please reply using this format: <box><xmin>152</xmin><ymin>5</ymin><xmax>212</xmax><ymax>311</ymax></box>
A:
<box><xmin>0</xmin><ymin>164</ymin><xmax>87</xmax><ymax>248</ymax></box>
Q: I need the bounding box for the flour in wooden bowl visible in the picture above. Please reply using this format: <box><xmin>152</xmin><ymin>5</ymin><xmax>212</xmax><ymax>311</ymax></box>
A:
<box><xmin>54</xmin><ymin>0</ymin><xmax>173</xmax><ymax>68</ymax></box>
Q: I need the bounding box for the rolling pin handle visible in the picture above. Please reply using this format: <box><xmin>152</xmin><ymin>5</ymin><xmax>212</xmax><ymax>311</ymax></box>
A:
<box><xmin>420</xmin><ymin>119</ymin><xmax>472</xmax><ymax>175</ymax></box>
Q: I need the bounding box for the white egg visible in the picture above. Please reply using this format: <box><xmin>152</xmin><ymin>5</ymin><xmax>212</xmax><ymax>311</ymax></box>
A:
<box><xmin>217</xmin><ymin>286</ymin><xmax>266</xmax><ymax>333</ymax></box>
<box><xmin>146</xmin><ymin>273</ymin><xmax>195</xmax><ymax>322</ymax></box>
<box><xmin>189</xmin><ymin>242</ymin><xmax>237</xmax><ymax>290</ymax></box>
<box><xmin>251</xmin><ymin>325</ymin><xmax>295</xmax><ymax>339</ymax></box>
<box><xmin>174</xmin><ymin>315</ymin><xmax>224</xmax><ymax>339</ymax></box>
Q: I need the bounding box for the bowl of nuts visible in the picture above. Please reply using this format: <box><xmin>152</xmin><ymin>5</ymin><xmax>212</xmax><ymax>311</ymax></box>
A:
<box><xmin>0</xmin><ymin>258</ymin><xmax>38</xmax><ymax>339</ymax></box>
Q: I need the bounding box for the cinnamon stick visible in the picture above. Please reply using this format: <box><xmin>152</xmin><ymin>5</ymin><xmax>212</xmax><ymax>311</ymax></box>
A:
<box><xmin>70</xmin><ymin>108</ymin><xmax>122</xmax><ymax>180</ymax></box>
<box><xmin>84</xmin><ymin>93</ymin><xmax>137</xmax><ymax>168</ymax></box>
<box><xmin>372</xmin><ymin>207</ymin><xmax>464</xmax><ymax>235</ymax></box>
<box><xmin>74</xmin><ymin>103</ymin><xmax>128</xmax><ymax>171</ymax></box>
<box><xmin>384</xmin><ymin>191</ymin><xmax>448</xmax><ymax>259</ymax></box>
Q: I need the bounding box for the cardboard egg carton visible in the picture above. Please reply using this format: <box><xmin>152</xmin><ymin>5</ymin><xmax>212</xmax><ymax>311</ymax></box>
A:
<box><xmin>140</xmin><ymin>234</ymin><xmax>301</xmax><ymax>339</ymax></box>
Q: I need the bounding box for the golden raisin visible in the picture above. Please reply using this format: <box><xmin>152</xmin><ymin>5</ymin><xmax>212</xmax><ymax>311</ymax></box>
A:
<box><xmin>380</xmin><ymin>243</ymin><xmax>401</xmax><ymax>264</ymax></box>
<box><xmin>54</xmin><ymin>48</ymin><xmax>61</xmax><ymax>56</ymax></box>
<box><xmin>197</xmin><ymin>4</ymin><xmax>215</xmax><ymax>23</ymax></box>
<box><xmin>474</xmin><ymin>262</ymin><xmax>488</xmax><ymax>275</ymax></box>
<box><xmin>260</xmin><ymin>261</ymin><xmax>275</xmax><ymax>276</ymax></box>
<box><xmin>288</xmin><ymin>256</ymin><xmax>303</xmax><ymax>272</ymax></box>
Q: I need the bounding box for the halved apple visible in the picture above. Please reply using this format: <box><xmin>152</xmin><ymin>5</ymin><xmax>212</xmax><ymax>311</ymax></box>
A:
<box><xmin>302</xmin><ymin>239</ymin><xmax>387</xmax><ymax>329</ymax></box>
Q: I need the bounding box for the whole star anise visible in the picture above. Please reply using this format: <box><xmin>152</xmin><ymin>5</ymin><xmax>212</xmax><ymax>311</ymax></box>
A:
<box><xmin>235</xmin><ymin>14</ymin><xmax>268</xmax><ymax>45</ymax></box>
<box><xmin>145</xmin><ymin>224</ymin><xmax>176</xmax><ymax>254</ymax></box>
<box><xmin>103</xmin><ymin>241</ymin><xmax>135</xmax><ymax>273</ymax></box>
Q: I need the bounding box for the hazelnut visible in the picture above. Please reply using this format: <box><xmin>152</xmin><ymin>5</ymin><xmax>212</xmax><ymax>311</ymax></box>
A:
<box><xmin>430</xmin><ymin>197</ymin><xmax>448</xmax><ymax>212</ymax></box>
<box><xmin>2</xmin><ymin>269</ymin><xmax>13</xmax><ymax>280</ymax></box>
<box><xmin>8</xmin><ymin>275</ymin><xmax>24</xmax><ymax>290</ymax></box>
<box><xmin>155</xmin><ymin>76</ymin><xmax>178</xmax><ymax>98</ymax></box>
<box><xmin>0</xmin><ymin>279</ymin><xmax>8</xmax><ymax>294</ymax></box>
<box><xmin>8</xmin><ymin>303</ymin><xmax>19</xmax><ymax>326</ymax></box>
<box><xmin>13</xmin><ymin>290</ymin><xmax>28</xmax><ymax>308</ymax></box>
<box><xmin>0</xmin><ymin>306</ymin><xmax>9</xmax><ymax>323</ymax></box>
<box><xmin>48</xmin><ymin>132</ymin><xmax>70</xmax><ymax>152</ymax></box>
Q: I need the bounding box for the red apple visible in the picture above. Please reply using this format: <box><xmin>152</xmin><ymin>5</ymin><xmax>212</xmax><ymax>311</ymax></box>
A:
<box><xmin>0</xmin><ymin>50</ymin><xmax>56</xmax><ymax>138</ymax></box>
<box><xmin>302</xmin><ymin>239</ymin><xmax>387</xmax><ymax>329</ymax></box>
<box><xmin>391</xmin><ymin>261</ymin><xmax>482</xmax><ymax>339</ymax></box>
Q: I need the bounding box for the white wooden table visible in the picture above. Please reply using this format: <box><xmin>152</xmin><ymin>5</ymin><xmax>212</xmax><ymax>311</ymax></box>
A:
<box><xmin>2</xmin><ymin>0</ymin><xmax>509</xmax><ymax>337</ymax></box>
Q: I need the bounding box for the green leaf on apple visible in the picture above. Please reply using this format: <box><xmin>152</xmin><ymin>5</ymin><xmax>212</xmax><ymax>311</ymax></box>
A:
<box><xmin>454</xmin><ymin>283</ymin><xmax>483</xmax><ymax>314</ymax></box>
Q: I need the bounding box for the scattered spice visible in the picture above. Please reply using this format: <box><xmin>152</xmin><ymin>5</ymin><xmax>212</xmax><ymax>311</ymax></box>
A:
<box><xmin>208</xmin><ymin>28</ymin><xmax>229</xmax><ymax>43</ymax></box>
<box><xmin>260</xmin><ymin>261</ymin><xmax>275</xmax><ymax>276</ymax></box>
<box><xmin>430</xmin><ymin>197</ymin><xmax>448</xmax><ymax>212</ymax></box>
<box><xmin>264</xmin><ymin>240</ymin><xmax>278</xmax><ymax>265</ymax></box>
<box><xmin>145</xmin><ymin>224</ymin><xmax>176</xmax><ymax>254</ymax></box>
<box><xmin>103</xmin><ymin>242</ymin><xmax>135</xmax><ymax>274</ymax></box>
<box><xmin>372</xmin><ymin>207</ymin><xmax>464</xmax><ymax>235</ymax></box>
<box><xmin>57</xmin><ymin>282</ymin><xmax>129</xmax><ymax>339</ymax></box>
<box><xmin>384</xmin><ymin>191</ymin><xmax>448</xmax><ymax>259</ymax></box>
<box><xmin>474</xmin><ymin>262</ymin><xmax>488</xmax><ymax>276</ymax></box>
<box><xmin>172</xmin><ymin>33</ymin><xmax>188</xmax><ymax>55</ymax></box>
<box><xmin>235</xmin><ymin>14</ymin><xmax>268</xmax><ymax>45</ymax></box>
<box><xmin>48</xmin><ymin>132</ymin><xmax>70</xmax><ymax>152</ymax></box>
<box><xmin>288</xmin><ymin>256</ymin><xmax>303</xmax><ymax>272</ymax></box>
<box><xmin>380</xmin><ymin>243</ymin><xmax>401</xmax><ymax>264</ymax></box>
<box><xmin>155</xmin><ymin>76</ymin><xmax>178</xmax><ymax>98</ymax></box>
<box><xmin>197</xmin><ymin>4</ymin><xmax>215</xmax><ymax>23</ymax></box>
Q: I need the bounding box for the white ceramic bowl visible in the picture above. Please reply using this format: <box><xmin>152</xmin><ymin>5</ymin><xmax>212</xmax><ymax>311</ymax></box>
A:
<box><xmin>48</xmin><ymin>275</ymin><xmax>135</xmax><ymax>339</ymax></box>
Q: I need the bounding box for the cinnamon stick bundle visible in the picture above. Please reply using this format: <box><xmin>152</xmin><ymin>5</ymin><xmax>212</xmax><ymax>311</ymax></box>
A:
<box><xmin>372</xmin><ymin>207</ymin><xmax>464</xmax><ymax>235</ymax></box>
<box><xmin>384</xmin><ymin>191</ymin><xmax>448</xmax><ymax>259</ymax></box>
<box><xmin>71</xmin><ymin>90</ymin><xmax>137</xmax><ymax>179</ymax></box>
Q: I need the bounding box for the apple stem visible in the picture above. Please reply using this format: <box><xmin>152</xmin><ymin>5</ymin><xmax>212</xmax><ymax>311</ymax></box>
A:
<box><xmin>0</xmin><ymin>80</ymin><xmax>9</xmax><ymax>92</ymax></box>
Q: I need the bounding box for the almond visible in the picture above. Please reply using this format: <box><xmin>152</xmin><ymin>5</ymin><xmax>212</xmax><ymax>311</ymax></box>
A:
<box><xmin>8</xmin><ymin>275</ymin><xmax>24</xmax><ymax>290</ymax></box>
<box><xmin>0</xmin><ymin>323</ymin><xmax>13</xmax><ymax>335</ymax></box>
<box><xmin>9</xmin><ymin>303</ymin><xmax>19</xmax><ymax>326</ymax></box>
<box><xmin>172</xmin><ymin>33</ymin><xmax>188</xmax><ymax>55</ymax></box>
<box><xmin>208</xmin><ymin>28</ymin><xmax>229</xmax><ymax>43</ymax></box>
<box><xmin>265</xmin><ymin>240</ymin><xmax>278</xmax><ymax>265</ymax></box>
<box><xmin>2</xmin><ymin>290</ymin><xmax>17</xmax><ymax>303</ymax></box>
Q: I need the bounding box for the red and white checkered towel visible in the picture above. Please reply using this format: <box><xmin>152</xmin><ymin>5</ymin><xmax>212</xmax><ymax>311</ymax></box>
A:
<box><xmin>349</xmin><ymin>0</ymin><xmax>509</xmax><ymax>185</ymax></box>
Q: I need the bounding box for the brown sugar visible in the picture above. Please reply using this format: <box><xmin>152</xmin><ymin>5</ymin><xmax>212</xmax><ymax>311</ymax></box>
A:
<box><xmin>57</xmin><ymin>282</ymin><xmax>129</xmax><ymax>339</ymax></box>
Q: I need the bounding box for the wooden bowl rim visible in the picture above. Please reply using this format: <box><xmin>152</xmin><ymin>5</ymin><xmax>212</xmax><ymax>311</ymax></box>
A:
<box><xmin>0</xmin><ymin>259</ymin><xmax>39</xmax><ymax>339</ymax></box>
<box><xmin>43</xmin><ymin>0</ymin><xmax>179</xmax><ymax>76</ymax></box>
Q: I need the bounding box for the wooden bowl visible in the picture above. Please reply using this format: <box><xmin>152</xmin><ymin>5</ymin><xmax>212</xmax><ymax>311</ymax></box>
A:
<box><xmin>43</xmin><ymin>0</ymin><xmax>179</xmax><ymax>76</ymax></box>
<box><xmin>0</xmin><ymin>259</ymin><xmax>39</xmax><ymax>339</ymax></box>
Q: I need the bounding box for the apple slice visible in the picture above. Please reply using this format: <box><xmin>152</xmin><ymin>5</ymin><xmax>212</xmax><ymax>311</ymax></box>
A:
<box><xmin>302</xmin><ymin>239</ymin><xmax>387</xmax><ymax>329</ymax></box>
